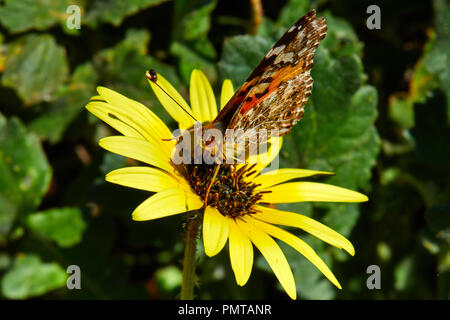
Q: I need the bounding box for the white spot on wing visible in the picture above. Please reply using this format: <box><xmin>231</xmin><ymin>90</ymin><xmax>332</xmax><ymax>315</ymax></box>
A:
<box><xmin>265</xmin><ymin>44</ymin><xmax>285</xmax><ymax>58</ymax></box>
<box><xmin>274</xmin><ymin>51</ymin><xmax>294</xmax><ymax>64</ymax></box>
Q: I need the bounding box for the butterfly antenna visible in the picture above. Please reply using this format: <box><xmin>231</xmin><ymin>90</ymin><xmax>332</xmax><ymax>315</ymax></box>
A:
<box><xmin>146</xmin><ymin>69</ymin><xmax>198</xmax><ymax>122</ymax></box>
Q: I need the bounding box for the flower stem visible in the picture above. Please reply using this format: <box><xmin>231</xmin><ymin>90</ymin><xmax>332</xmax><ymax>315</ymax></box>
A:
<box><xmin>180</xmin><ymin>212</ymin><xmax>200</xmax><ymax>300</ymax></box>
<box><xmin>250</xmin><ymin>0</ymin><xmax>263</xmax><ymax>35</ymax></box>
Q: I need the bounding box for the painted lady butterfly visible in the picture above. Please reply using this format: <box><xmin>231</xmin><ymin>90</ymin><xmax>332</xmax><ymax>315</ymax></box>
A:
<box><xmin>148</xmin><ymin>9</ymin><xmax>327</xmax><ymax>162</ymax></box>
<box><xmin>215</xmin><ymin>9</ymin><xmax>327</xmax><ymax>153</ymax></box>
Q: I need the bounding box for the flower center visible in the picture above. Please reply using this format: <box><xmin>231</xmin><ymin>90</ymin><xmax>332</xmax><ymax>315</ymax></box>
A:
<box><xmin>185</xmin><ymin>164</ymin><xmax>269</xmax><ymax>218</ymax></box>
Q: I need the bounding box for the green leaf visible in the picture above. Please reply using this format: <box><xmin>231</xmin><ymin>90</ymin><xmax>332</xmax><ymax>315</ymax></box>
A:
<box><xmin>388</xmin><ymin>31</ymin><xmax>441</xmax><ymax>129</ymax></box>
<box><xmin>426</xmin><ymin>0</ymin><xmax>450</xmax><ymax>119</ymax></box>
<box><xmin>1</xmin><ymin>254</ymin><xmax>67</xmax><ymax>299</ymax></box>
<box><xmin>0</xmin><ymin>0</ymin><xmax>76</xmax><ymax>33</ymax></box>
<box><xmin>277</xmin><ymin>0</ymin><xmax>310</xmax><ymax>27</ymax></box>
<box><xmin>0</xmin><ymin>32</ymin><xmax>5</xmax><ymax>72</ymax></box>
<box><xmin>170</xmin><ymin>41</ymin><xmax>217</xmax><ymax>84</ymax></box>
<box><xmin>171</xmin><ymin>0</ymin><xmax>218</xmax><ymax>83</ymax></box>
<box><xmin>28</xmin><ymin>62</ymin><xmax>98</xmax><ymax>143</ymax></box>
<box><xmin>298</xmin><ymin>84</ymin><xmax>379</xmax><ymax>189</ymax></box>
<box><xmin>219</xmin><ymin>34</ymin><xmax>273</xmax><ymax>85</ymax></box>
<box><xmin>394</xmin><ymin>256</ymin><xmax>414</xmax><ymax>291</ymax></box>
<box><xmin>389</xmin><ymin>0</ymin><xmax>450</xmax><ymax>126</ymax></box>
<box><xmin>86</xmin><ymin>0</ymin><xmax>167</xmax><ymax>27</ymax></box>
<box><xmin>2</xmin><ymin>34</ymin><xmax>69</xmax><ymax>106</ymax></box>
<box><xmin>100</xmin><ymin>153</ymin><xmax>128</xmax><ymax>176</ymax></box>
<box><xmin>0</xmin><ymin>252</ymin><xmax>11</xmax><ymax>271</ymax></box>
<box><xmin>173</xmin><ymin>0</ymin><xmax>217</xmax><ymax>41</ymax></box>
<box><xmin>319</xmin><ymin>12</ymin><xmax>363</xmax><ymax>57</ymax></box>
<box><xmin>256</xmin><ymin>17</ymin><xmax>286</xmax><ymax>41</ymax></box>
<box><xmin>389</xmin><ymin>95</ymin><xmax>417</xmax><ymax>129</ymax></box>
<box><xmin>26</xmin><ymin>207</ymin><xmax>86</xmax><ymax>247</ymax></box>
<box><xmin>0</xmin><ymin>113</ymin><xmax>52</xmax><ymax>242</ymax></box>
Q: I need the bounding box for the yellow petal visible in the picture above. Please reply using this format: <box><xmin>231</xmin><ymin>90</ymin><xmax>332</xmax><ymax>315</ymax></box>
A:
<box><xmin>237</xmin><ymin>218</ymin><xmax>296</xmax><ymax>299</ymax></box>
<box><xmin>203</xmin><ymin>206</ymin><xmax>229</xmax><ymax>257</ymax></box>
<box><xmin>254</xmin><ymin>168</ymin><xmax>334</xmax><ymax>190</ymax></box>
<box><xmin>89</xmin><ymin>95</ymin><xmax>103</xmax><ymax>101</ymax></box>
<box><xmin>86</xmin><ymin>101</ymin><xmax>174</xmax><ymax>157</ymax></box>
<box><xmin>253</xmin><ymin>205</ymin><xmax>355</xmax><ymax>255</ymax></box>
<box><xmin>200</xmin><ymin>70</ymin><xmax>218</xmax><ymax>121</ymax></box>
<box><xmin>190</xmin><ymin>69</ymin><xmax>217</xmax><ymax>122</ymax></box>
<box><xmin>132</xmin><ymin>188</ymin><xmax>203</xmax><ymax>221</ymax></box>
<box><xmin>105</xmin><ymin>166</ymin><xmax>188</xmax><ymax>193</ymax></box>
<box><xmin>247</xmin><ymin>217</ymin><xmax>342</xmax><ymax>289</ymax></box>
<box><xmin>87</xmin><ymin>101</ymin><xmax>143</xmax><ymax>139</ymax></box>
<box><xmin>256</xmin><ymin>136</ymin><xmax>283</xmax><ymax>169</ymax></box>
<box><xmin>147</xmin><ymin>72</ymin><xmax>195</xmax><ymax>129</ymax></box>
<box><xmin>227</xmin><ymin>217</ymin><xmax>253</xmax><ymax>286</ymax></box>
<box><xmin>239</xmin><ymin>136</ymin><xmax>283</xmax><ymax>175</ymax></box>
<box><xmin>99</xmin><ymin>136</ymin><xmax>174</xmax><ymax>173</ymax></box>
<box><xmin>261</xmin><ymin>182</ymin><xmax>368</xmax><ymax>204</ymax></box>
<box><xmin>96</xmin><ymin>87</ymin><xmax>172</xmax><ymax>138</ymax></box>
<box><xmin>220</xmin><ymin>79</ymin><xmax>234</xmax><ymax>110</ymax></box>
<box><xmin>87</xmin><ymin>88</ymin><xmax>175</xmax><ymax>155</ymax></box>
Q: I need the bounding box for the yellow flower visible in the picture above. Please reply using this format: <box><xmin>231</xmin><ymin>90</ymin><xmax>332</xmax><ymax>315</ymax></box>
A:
<box><xmin>86</xmin><ymin>69</ymin><xmax>368</xmax><ymax>300</ymax></box>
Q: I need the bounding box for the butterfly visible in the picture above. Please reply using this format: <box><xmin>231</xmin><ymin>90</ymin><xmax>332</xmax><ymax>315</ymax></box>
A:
<box><xmin>215</xmin><ymin>9</ymin><xmax>327</xmax><ymax>157</ymax></box>
<box><xmin>148</xmin><ymin>9</ymin><xmax>327</xmax><ymax>163</ymax></box>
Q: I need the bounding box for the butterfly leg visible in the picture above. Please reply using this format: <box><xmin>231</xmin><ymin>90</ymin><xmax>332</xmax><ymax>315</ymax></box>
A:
<box><xmin>204</xmin><ymin>164</ymin><xmax>220</xmax><ymax>207</ymax></box>
<box><xmin>231</xmin><ymin>164</ymin><xmax>240</xmax><ymax>192</ymax></box>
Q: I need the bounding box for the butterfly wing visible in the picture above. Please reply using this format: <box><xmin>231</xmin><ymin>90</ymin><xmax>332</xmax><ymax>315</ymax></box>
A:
<box><xmin>215</xmin><ymin>10</ymin><xmax>327</xmax><ymax>154</ymax></box>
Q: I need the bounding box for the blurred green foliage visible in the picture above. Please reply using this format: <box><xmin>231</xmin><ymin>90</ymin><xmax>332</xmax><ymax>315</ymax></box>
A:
<box><xmin>0</xmin><ymin>0</ymin><xmax>448</xmax><ymax>300</ymax></box>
